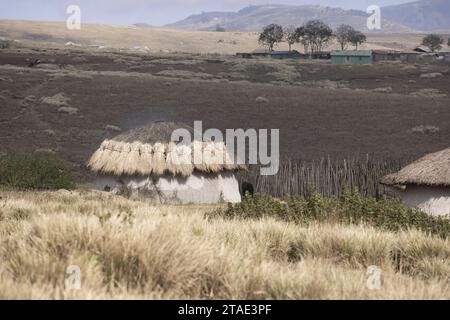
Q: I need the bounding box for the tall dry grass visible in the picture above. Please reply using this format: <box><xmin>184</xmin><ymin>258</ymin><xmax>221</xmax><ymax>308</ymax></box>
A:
<box><xmin>0</xmin><ymin>190</ymin><xmax>448</xmax><ymax>300</ymax></box>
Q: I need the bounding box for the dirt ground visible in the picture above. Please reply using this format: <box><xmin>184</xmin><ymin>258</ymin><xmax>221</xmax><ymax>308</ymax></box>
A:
<box><xmin>1</xmin><ymin>46</ymin><xmax>449</xmax><ymax>181</ymax></box>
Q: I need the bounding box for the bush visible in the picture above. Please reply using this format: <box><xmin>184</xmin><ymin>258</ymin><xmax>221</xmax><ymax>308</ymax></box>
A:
<box><xmin>0</xmin><ymin>153</ymin><xmax>75</xmax><ymax>190</ymax></box>
<box><xmin>215</xmin><ymin>25</ymin><xmax>226</xmax><ymax>32</ymax></box>
<box><xmin>207</xmin><ymin>190</ymin><xmax>450</xmax><ymax>239</ymax></box>
<box><xmin>0</xmin><ymin>40</ymin><xmax>11</xmax><ymax>49</ymax></box>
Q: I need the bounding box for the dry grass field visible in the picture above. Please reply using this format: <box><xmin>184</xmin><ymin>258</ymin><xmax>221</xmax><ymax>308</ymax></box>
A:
<box><xmin>0</xmin><ymin>20</ymin><xmax>438</xmax><ymax>54</ymax></box>
<box><xmin>0</xmin><ymin>190</ymin><xmax>448</xmax><ymax>300</ymax></box>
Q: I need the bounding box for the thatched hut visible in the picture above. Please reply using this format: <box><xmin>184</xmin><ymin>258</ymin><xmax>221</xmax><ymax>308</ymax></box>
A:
<box><xmin>87</xmin><ymin>122</ymin><xmax>243</xmax><ymax>204</ymax></box>
<box><xmin>381</xmin><ymin>147</ymin><xmax>450</xmax><ymax>216</ymax></box>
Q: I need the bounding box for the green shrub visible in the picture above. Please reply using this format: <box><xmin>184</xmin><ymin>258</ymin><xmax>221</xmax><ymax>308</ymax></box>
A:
<box><xmin>0</xmin><ymin>40</ymin><xmax>11</xmax><ymax>49</ymax></box>
<box><xmin>0</xmin><ymin>153</ymin><xmax>75</xmax><ymax>190</ymax></box>
<box><xmin>207</xmin><ymin>190</ymin><xmax>450</xmax><ymax>239</ymax></box>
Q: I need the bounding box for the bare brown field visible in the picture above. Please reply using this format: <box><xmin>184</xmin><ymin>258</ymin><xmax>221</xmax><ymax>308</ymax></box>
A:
<box><xmin>1</xmin><ymin>45</ymin><xmax>449</xmax><ymax>181</ymax></box>
<box><xmin>0</xmin><ymin>190</ymin><xmax>448</xmax><ymax>299</ymax></box>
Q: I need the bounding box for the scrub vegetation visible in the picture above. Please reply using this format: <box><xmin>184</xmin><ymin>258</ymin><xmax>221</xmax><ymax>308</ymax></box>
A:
<box><xmin>0</xmin><ymin>153</ymin><xmax>75</xmax><ymax>191</ymax></box>
<box><xmin>0</xmin><ymin>191</ymin><xmax>448</xmax><ymax>299</ymax></box>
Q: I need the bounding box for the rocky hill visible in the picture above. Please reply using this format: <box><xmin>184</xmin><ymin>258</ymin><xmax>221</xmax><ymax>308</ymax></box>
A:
<box><xmin>383</xmin><ymin>0</ymin><xmax>450</xmax><ymax>32</ymax></box>
<box><xmin>165</xmin><ymin>4</ymin><xmax>414</xmax><ymax>32</ymax></box>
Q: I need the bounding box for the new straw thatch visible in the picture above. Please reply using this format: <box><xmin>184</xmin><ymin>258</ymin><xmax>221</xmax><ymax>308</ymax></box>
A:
<box><xmin>381</xmin><ymin>147</ymin><xmax>450</xmax><ymax>187</ymax></box>
<box><xmin>87</xmin><ymin>122</ymin><xmax>243</xmax><ymax>177</ymax></box>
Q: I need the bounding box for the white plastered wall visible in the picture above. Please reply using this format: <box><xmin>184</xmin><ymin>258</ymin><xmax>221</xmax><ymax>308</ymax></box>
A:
<box><xmin>385</xmin><ymin>185</ymin><xmax>450</xmax><ymax>217</ymax></box>
<box><xmin>94</xmin><ymin>171</ymin><xmax>242</xmax><ymax>204</ymax></box>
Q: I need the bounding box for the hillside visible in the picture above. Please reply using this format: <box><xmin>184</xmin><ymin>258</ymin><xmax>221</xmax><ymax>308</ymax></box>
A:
<box><xmin>165</xmin><ymin>4</ymin><xmax>414</xmax><ymax>32</ymax></box>
<box><xmin>383</xmin><ymin>0</ymin><xmax>450</xmax><ymax>32</ymax></box>
<box><xmin>0</xmin><ymin>20</ymin><xmax>427</xmax><ymax>54</ymax></box>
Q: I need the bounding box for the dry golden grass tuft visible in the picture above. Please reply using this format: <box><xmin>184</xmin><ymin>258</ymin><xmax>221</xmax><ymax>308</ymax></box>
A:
<box><xmin>0</xmin><ymin>190</ymin><xmax>448</xmax><ymax>300</ymax></box>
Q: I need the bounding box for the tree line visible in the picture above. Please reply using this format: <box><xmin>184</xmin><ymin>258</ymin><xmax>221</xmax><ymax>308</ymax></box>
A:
<box><xmin>258</xmin><ymin>21</ymin><xmax>366</xmax><ymax>54</ymax></box>
<box><xmin>421</xmin><ymin>34</ymin><xmax>450</xmax><ymax>53</ymax></box>
<box><xmin>259</xmin><ymin>21</ymin><xmax>450</xmax><ymax>54</ymax></box>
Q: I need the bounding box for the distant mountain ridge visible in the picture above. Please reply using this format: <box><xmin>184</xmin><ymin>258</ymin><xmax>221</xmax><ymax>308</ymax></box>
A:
<box><xmin>165</xmin><ymin>1</ymin><xmax>450</xmax><ymax>32</ymax></box>
<box><xmin>164</xmin><ymin>4</ymin><xmax>411</xmax><ymax>32</ymax></box>
<box><xmin>383</xmin><ymin>0</ymin><xmax>450</xmax><ymax>32</ymax></box>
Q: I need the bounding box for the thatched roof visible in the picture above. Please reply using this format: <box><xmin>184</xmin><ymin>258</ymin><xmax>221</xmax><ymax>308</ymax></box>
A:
<box><xmin>381</xmin><ymin>147</ymin><xmax>450</xmax><ymax>187</ymax></box>
<box><xmin>87</xmin><ymin>122</ymin><xmax>244</xmax><ymax>177</ymax></box>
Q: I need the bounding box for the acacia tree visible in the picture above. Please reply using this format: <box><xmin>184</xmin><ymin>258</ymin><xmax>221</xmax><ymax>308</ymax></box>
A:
<box><xmin>284</xmin><ymin>26</ymin><xmax>300</xmax><ymax>52</ymax></box>
<box><xmin>299</xmin><ymin>20</ymin><xmax>333</xmax><ymax>54</ymax></box>
<box><xmin>422</xmin><ymin>34</ymin><xmax>444</xmax><ymax>53</ymax></box>
<box><xmin>295</xmin><ymin>26</ymin><xmax>310</xmax><ymax>54</ymax></box>
<box><xmin>350</xmin><ymin>31</ymin><xmax>367</xmax><ymax>50</ymax></box>
<box><xmin>335</xmin><ymin>24</ymin><xmax>355</xmax><ymax>50</ymax></box>
<box><xmin>259</xmin><ymin>24</ymin><xmax>284</xmax><ymax>51</ymax></box>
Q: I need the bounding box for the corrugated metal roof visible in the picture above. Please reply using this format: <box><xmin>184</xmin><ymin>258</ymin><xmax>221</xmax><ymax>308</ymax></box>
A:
<box><xmin>414</xmin><ymin>46</ymin><xmax>431</xmax><ymax>53</ymax></box>
<box><xmin>331</xmin><ymin>50</ymin><xmax>373</xmax><ymax>57</ymax></box>
<box><xmin>251</xmin><ymin>50</ymin><xmax>302</xmax><ymax>55</ymax></box>
<box><xmin>270</xmin><ymin>50</ymin><xmax>301</xmax><ymax>55</ymax></box>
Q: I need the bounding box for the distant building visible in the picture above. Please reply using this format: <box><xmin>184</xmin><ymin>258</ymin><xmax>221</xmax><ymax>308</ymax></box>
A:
<box><xmin>436</xmin><ymin>48</ymin><xmax>450</xmax><ymax>62</ymax></box>
<box><xmin>413</xmin><ymin>46</ymin><xmax>431</xmax><ymax>53</ymax></box>
<box><xmin>373</xmin><ymin>50</ymin><xmax>402</xmax><ymax>62</ymax></box>
<box><xmin>437</xmin><ymin>47</ymin><xmax>450</xmax><ymax>55</ymax></box>
<box><xmin>381</xmin><ymin>147</ymin><xmax>450</xmax><ymax>217</ymax></box>
<box><xmin>400</xmin><ymin>52</ymin><xmax>421</xmax><ymax>63</ymax></box>
<box><xmin>373</xmin><ymin>50</ymin><xmax>420</xmax><ymax>63</ymax></box>
<box><xmin>310</xmin><ymin>52</ymin><xmax>331</xmax><ymax>60</ymax></box>
<box><xmin>266</xmin><ymin>50</ymin><xmax>303</xmax><ymax>60</ymax></box>
<box><xmin>421</xmin><ymin>53</ymin><xmax>440</xmax><ymax>63</ymax></box>
<box><xmin>331</xmin><ymin>50</ymin><xmax>373</xmax><ymax>65</ymax></box>
<box><xmin>236</xmin><ymin>50</ymin><xmax>304</xmax><ymax>60</ymax></box>
<box><xmin>412</xmin><ymin>46</ymin><xmax>450</xmax><ymax>63</ymax></box>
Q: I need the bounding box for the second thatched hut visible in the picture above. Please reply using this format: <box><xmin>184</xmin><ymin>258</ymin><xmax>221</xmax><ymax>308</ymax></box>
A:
<box><xmin>381</xmin><ymin>147</ymin><xmax>450</xmax><ymax>216</ymax></box>
<box><xmin>87</xmin><ymin>122</ymin><xmax>243</xmax><ymax>204</ymax></box>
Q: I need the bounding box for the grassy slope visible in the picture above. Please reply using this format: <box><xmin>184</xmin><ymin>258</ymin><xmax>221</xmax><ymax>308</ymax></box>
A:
<box><xmin>0</xmin><ymin>190</ymin><xmax>448</xmax><ymax>300</ymax></box>
<box><xmin>0</xmin><ymin>20</ymin><xmax>433</xmax><ymax>54</ymax></box>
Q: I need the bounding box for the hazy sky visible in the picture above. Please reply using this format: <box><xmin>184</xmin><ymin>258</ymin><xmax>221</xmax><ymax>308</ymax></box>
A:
<box><xmin>0</xmin><ymin>0</ymin><xmax>413</xmax><ymax>26</ymax></box>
